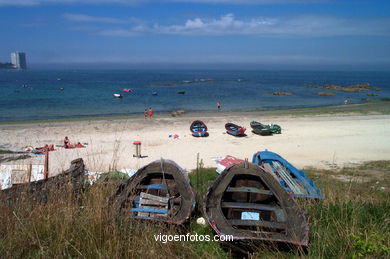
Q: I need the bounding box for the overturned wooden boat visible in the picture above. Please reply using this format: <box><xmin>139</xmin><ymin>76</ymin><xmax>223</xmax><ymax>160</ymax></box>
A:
<box><xmin>252</xmin><ymin>150</ymin><xmax>324</xmax><ymax>199</ymax></box>
<box><xmin>112</xmin><ymin>159</ymin><xmax>195</xmax><ymax>224</ymax></box>
<box><xmin>225</xmin><ymin>123</ymin><xmax>246</xmax><ymax>136</ymax></box>
<box><xmin>1</xmin><ymin>158</ymin><xmax>86</xmax><ymax>207</ymax></box>
<box><xmin>190</xmin><ymin>120</ymin><xmax>209</xmax><ymax>137</ymax></box>
<box><xmin>204</xmin><ymin>161</ymin><xmax>309</xmax><ymax>247</ymax></box>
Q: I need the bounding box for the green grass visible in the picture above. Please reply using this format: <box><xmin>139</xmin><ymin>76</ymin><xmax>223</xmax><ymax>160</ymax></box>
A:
<box><xmin>0</xmin><ymin>149</ymin><xmax>15</xmax><ymax>154</ymax></box>
<box><xmin>0</xmin><ymin>161</ymin><xmax>389</xmax><ymax>258</ymax></box>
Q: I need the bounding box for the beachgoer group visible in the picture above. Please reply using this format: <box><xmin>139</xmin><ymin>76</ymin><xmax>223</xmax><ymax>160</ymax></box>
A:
<box><xmin>144</xmin><ymin>107</ymin><xmax>153</xmax><ymax>120</ymax></box>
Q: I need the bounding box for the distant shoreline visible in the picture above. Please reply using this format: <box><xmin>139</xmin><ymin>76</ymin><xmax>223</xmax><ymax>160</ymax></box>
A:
<box><xmin>1</xmin><ymin>100</ymin><xmax>389</xmax><ymax>125</ymax></box>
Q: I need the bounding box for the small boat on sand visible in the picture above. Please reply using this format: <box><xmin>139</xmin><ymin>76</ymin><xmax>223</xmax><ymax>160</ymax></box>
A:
<box><xmin>190</xmin><ymin>120</ymin><xmax>209</xmax><ymax>137</ymax></box>
<box><xmin>111</xmin><ymin>159</ymin><xmax>196</xmax><ymax>225</ymax></box>
<box><xmin>250</xmin><ymin>121</ymin><xmax>272</xmax><ymax>135</ymax></box>
<box><xmin>113</xmin><ymin>93</ymin><xmax>123</xmax><ymax>98</ymax></box>
<box><xmin>225</xmin><ymin>123</ymin><xmax>246</xmax><ymax>136</ymax></box>
<box><xmin>204</xmin><ymin>161</ymin><xmax>309</xmax><ymax>248</ymax></box>
<box><xmin>251</xmin><ymin>121</ymin><xmax>281</xmax><ymax>135</ymax></box>
<box><xmin>252</xmin><ymin>150</ymin><xmax>324</xmax><ymax>199</ymax></box>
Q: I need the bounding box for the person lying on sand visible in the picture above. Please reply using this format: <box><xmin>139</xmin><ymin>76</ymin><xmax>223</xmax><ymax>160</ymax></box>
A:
<box><xmin>36</xmin><ymin>144</ymin><xmax>56</xmax><ymax>152</ymax></box>
<box><xmin>64</xmin><ymin>142</ymin><xmax>86</xmax><ymax>149</ymax></box>
<box><xmin>63</xmin><ymin>136</ymin><xmax>70</xmax><ymax>148</ymax></box>
<box><xmin>75</xmin><ymin>142</ymin><xmax>85</xmax><ymax>148</ymax></box>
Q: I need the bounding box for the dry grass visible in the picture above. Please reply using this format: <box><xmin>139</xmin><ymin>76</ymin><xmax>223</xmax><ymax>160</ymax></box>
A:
<box><xmin>0</xmin><ymin>161</ymin><xmax>389</xmax><ymax>258</ymax></box>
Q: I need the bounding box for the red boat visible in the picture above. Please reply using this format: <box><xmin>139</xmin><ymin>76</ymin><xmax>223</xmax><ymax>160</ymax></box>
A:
<box><xmin>123</xmin><ymin>88</ymin><xmax>132</xmax><ymax>93</ymax></box>
<box><xmin>225</xmin><ymin>123</ymin><xmax>246</xmax><ymax>136</ymax></box>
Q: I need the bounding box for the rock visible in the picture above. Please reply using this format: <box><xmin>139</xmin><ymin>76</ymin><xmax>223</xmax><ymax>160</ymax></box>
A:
<box><xmin>171</xmin><ymin>109</ymin><xmax>186</xmax><ymax>117</ymax></box>
<box><xmin>305</xmin><ymin>83</ymin><xmax>381</xmax><ymax>92</ymax></box>
<box><xmin>317</xmin><ymin>91</ymin><xmax>336</xmax><ymax>96</ymax></box>
<box><xmin>272</xmin><ymin>91</ymin><xmax>293</xmax><ymax>96</ymax></box>
<box><xmin>196</xmin><ymin>217</ymin><xmax>206</xmax><ymax>226</ymax></box>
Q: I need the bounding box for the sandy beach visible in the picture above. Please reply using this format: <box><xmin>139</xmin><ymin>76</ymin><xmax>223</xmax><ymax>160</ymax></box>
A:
<box><xmin>1</xmin><ymin>107</ymin><xmax>389</xmax><ymax>176</ymax></box>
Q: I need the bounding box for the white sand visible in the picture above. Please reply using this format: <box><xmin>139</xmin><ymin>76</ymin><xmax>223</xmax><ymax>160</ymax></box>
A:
<box><xmin>1</xmin><ymin>113</ymin><xmax>389</xmax><ymax>175</ymax></box>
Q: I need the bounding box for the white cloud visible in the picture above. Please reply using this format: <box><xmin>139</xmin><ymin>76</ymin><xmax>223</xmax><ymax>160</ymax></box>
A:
<box><xmin>151</xmin><ymin>14</ymin><xmax>390</xmax><ymax>37</ymax></box>
<box><xmin>154</xmin><ymin>13</ymin><xmax>276</xmax><ymax>35</ymax></box>
<box><xmin>64</xmin><ymin>13</ymin><xmax>390</xmax><ymax>38</ymax></box>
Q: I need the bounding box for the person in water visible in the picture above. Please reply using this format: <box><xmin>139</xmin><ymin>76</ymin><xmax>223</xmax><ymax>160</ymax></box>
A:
<box><xmin>217</xmin><ymin>101</ymin><xmax>221</xmax><ymax>111</ymax></box>
<box><xmin>144</xmin><ymin>109</ymin><xmax>148</xmax><ymax>120</ymax></box>
<box><xmin>148</xmin><ymin>107</ymin><xmax>153</xmax><ymax>120</ymax></box>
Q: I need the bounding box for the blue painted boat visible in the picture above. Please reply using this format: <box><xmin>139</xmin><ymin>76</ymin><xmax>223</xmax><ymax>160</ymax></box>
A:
<box><xmin>112</xmin><ymin>159</ymin><xmax>196</xmax><ymax>224</ymax></box>
<box><xmin>252</xmin><ymin>150</ymin><xmax>324</xmax><ymax>199</ymax></box>
<box><xmin>225</xmin><ymin>122</ymin><xmax>246</xmax><ymax>136</ymax></box>
<box><xmin>190</xmin><ymin>120</ymin><xmax>209</xmax><ymax>137</ymax></box>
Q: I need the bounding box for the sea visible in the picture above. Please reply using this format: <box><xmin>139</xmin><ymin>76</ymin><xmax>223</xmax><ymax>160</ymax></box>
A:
<box><xmin>0</xmin><ymin>69</ymin><xmax>389</xmax><ymax>121</ymax></box>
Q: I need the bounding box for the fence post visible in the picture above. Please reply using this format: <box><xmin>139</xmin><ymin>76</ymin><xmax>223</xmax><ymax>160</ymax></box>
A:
<box><xmin>28</xmin><ymin>163</ymin><xmax>32</xmax><ymax>183</ymax></box>
<box><xmin>43</xmin><ymin>148</ymin><xmax>49</xmax><ymax>179</ymax></box>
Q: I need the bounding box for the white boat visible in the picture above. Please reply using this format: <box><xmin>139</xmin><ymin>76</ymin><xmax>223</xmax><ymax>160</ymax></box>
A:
<box><xmin>113</xmin><ymin>93</ymin><xmax>123</xmax><ymax>98</ymax></box>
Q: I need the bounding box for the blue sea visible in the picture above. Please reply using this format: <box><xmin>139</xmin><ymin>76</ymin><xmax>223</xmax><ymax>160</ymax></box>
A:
<box><xmin>0</xmin><ymin>70</ymin><xmax>389</xmax><ymax>121</ymax></box>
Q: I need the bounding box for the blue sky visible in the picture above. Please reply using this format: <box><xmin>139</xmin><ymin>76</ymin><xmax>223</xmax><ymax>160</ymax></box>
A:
<box><xmin>0</xmin><ymin>0</ymin><xmax>390</xmax><ymax>69</ymax></box>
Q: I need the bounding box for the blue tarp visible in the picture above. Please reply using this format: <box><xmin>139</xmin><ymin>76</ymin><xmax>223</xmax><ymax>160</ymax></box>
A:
<box><xmin>252</xmin><ymin>150</ymin><xmax>324</xmax><ymax>199</ymax></box>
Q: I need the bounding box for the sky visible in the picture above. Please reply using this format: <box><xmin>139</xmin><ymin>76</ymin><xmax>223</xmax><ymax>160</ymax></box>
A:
<box><xmin>0</xmin><ymin>0</ymin><xmax>390</xmax><ymax>70</ymax></box>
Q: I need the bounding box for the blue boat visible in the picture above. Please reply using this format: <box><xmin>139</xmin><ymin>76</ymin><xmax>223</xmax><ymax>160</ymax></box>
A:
<box><xmin>252</xmin><ymin>150</ymin><xmax>324</xmax><ymax>199</ymax></box>
<box><xmin>190</xmin><ymin>120</ymin><xmax>209</xmax><ymax>137</ymax></box>
<box><xmin>225</xmin><ymin>122</ymin><xmax>246</xmax><ymax>136</ymax></box>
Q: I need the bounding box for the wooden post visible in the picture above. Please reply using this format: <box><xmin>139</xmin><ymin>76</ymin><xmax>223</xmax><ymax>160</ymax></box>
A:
<box><xmin>43</xmin><ymin>148</ymin><xmax>49</xmax><ymax>179</ymax></box>
<box><xmin>196</xmin><ymin>153</ymin><xmax>199</xmax><ymax>194</ymax></box>
<box><xmin>27</xmin><ymin>163</ymin><xmax>32</xmax><ymax>183</ymax></box>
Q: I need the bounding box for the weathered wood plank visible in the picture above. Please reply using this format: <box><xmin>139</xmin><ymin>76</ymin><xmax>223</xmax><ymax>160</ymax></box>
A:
<box><xmin>140</xmin><ymin>199</ymin><xmax>168</xmax><ymax>206</ymax></box>
<box><xmin>226</xmin><ymin>187</ymin><xmax>273</xmax><ymax>195</ymax></box>
<box><xmin>229</xmin><ymin>219</ymin><xmax>286</xmax><ymax>230</ymax></box>
<box><xmin>136</xmin><ymin>184</ymin><xmax>170</xmax><ymax>190</ymax></box>
<box><xmin>140</xmin><ymin>192</ymin><xmax>169</xmax><ymax>203</ymax></box>
<box><xmin>131</xmin><ymin>207</ymin><xmax>168</xmax><ymax>214</ymax></box>
<box><xmin>221</xmin><ymin>202</ymin><xmax>280</xmax><ymax>212</ymax></box>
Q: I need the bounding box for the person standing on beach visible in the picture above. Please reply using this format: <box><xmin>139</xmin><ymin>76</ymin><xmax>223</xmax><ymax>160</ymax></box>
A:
<box><xmin>149</xmin><ymin>107</ymin><xmax>153</xmax><ymax>120</ymax></box>
<box><xmin>144</xmin><ymin>109</ymin><xmax>148</xmax><ymax>120</ymax></box>
<box><xmin>217</xmin><ymin>101</ymin><xmax>221</xmax><ymax>111</ymax></box>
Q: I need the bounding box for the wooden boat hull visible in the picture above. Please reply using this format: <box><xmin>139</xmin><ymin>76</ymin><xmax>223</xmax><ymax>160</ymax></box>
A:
<box><xmin>190</xmin><ymin>120</ymin><xmax>209</xmax><ymax>137</ymax></box>
<box><xmin>252</xmin><ymin>150</ymin><xmax>324</xmax><ymax>199</ymax></box>
<box><xmin>112</xmin><ymin>159</ymin><xmax>196</xmax><ymax>225</ymax></box>
<box><xmin>250</xmin><ymin>121</ymin><xmax>272</xmax><ymax>135</ymax></box>
<box><xmin>204</xmin><ymin>162</ymin><xmax>309</xmax><ymax>247</ymax></box>
<box><xmin>225</xmin><ymin>123</ymin><xmax>246</xmax><ymax>136</ymax></box>
<box><xmin>250</xmin><ymin>121</ymin><xmax>281</xmax><ymax>135</ymax></box>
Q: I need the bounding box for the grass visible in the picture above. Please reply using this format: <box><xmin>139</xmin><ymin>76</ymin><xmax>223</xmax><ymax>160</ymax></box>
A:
<box><xmin>0</xmin><ymin>161</ymin><xmax>389</xmax><ymax>258</ymax></box>
<box><xmin>0</xmin><ymin>149</ymin><xmax>15</xmax><ymax>154</ymax></box>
